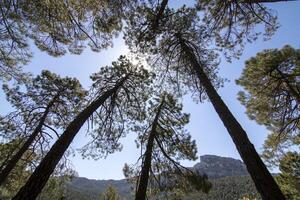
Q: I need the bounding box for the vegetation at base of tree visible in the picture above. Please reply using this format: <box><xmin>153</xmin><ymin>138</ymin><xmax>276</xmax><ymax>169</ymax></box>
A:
<box><xmin>184</xmin><ymin>176</ymin><xmax>261</xmax><ymax>200</ymax></box>
<box><xmin>100</xmin><ymin>185</ymin><xmax>123</xmax><ymax>200</ymax></box>
<box><xmin>19</xmin><ymin>175</ymin><xmax>261</xmax><ymax>200</ymax></box>
<box><xmin>0</xmin><ymin>140</ymin><xmax>75</xmax><ymax>200</ymax></box>
<box><xmin>276</xmin><ymin>152</ymin><xmax>300</xmax><ymax>199</ymax></box>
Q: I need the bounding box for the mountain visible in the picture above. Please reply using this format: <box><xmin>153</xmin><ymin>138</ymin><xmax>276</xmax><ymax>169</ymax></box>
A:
<box><xmin>194</xmin><ymin>155</ymin><xmax>249</xmax><ymax>178</ymax></box>
<box><xmin>66</xmin><ymin>178</ymin><xmax>133</xmax><ymax>200</ymax></box>
<box><xmin>65</xmin><ymin>155</ymin><xmax>258</xmax><ymax>200</ymax></box>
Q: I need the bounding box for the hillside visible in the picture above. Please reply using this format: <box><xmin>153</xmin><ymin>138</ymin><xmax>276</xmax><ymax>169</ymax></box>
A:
<box><xmin>65</xmin><ymin>155</ymin><xmax>259</xmax><ymax>200</ymax></box>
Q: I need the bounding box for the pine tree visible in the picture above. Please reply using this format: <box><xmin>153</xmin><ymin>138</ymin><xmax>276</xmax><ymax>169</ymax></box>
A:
<box><xmin>195</xmin><ymin>0</ymin><xmax>295</xmax><ymax>60</ymax></box>
<box><xmin>100</xmin><ymin>185</ymin><xmax>123</xmax><ymax>200</ymax></box>
<box><xmin>0</xmin><ymin>140</ymin><xmax>34</xmax><ymax>199</ymax></box>
<box><xmin>236</xmin><ymin>46</ymin><xmax>300</xmax><ymax>166</ymax></box>
<box><xmin>0</xmin><ymin>70</ymin><xmax>86</xmax><ymax>186</ymax></box>
<box><xmin>124</xmin><ymin>3</ymin><xmax>285</xmax><ymax>199</ymax></box>
<box><xmin>124</xmin><ymin>93</ymin><xmax>211</xmax><ymax>200</ymax></box>
<box><xmin>12</xmin><ymin>56</ymin><xmax>152</xmax><ymax>200</ymax></box>
<box><xmin>0</xmin><ymin>139</ymin><xmax>75</xmax><ymax>200</ymax></box>
<box><xmin>276</xmin><ymin>152</ymin><xmax>300</xmax><ymax>199</ymax></box>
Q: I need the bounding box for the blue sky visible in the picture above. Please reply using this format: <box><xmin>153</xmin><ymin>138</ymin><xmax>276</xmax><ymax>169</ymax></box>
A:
<box><xmin>0</xmin><ymin>1</ymin><xmax>300</xmax><ymax>180</ymax></box>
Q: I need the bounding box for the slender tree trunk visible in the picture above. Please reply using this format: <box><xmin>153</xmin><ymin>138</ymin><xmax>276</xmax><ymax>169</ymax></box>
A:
<box><xmin>0</xmin><ymin>94</ymin><xmax>58</xmax><ymax>186</ymax></box>
<box><xmin>12</xmin><ymin>77</ymin><xmax>128</xmax><ymax>200</ymax></box>
<box><xmin>179</xmin><ymin>38</ymin><xmax>286</xmax><ymax>200</ymax></box>
<box><xmin>135</xmin><ymin>101</ymin><xmax>164</xmax><ymax>200</ymax></box>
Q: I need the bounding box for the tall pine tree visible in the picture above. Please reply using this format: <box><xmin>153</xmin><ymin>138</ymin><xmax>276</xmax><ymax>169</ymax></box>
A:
<box><xmin>124</xmin><ymin>3</ymin><xmax>285</xmax><ymax>199</ymax></box>
<box><xmin>0</xmin><ymin>70</ymin><xmax>86</xmax><ymax>185</ymax></box>
<box><xmin>124</xmin><ymin>93</ymin><xmax>211</xmax><ymax>200</ymax></box>
<box><xmin>12</xmin><ymin>56</ymin><xmax>152</xmax><ymax>200</ymax></box>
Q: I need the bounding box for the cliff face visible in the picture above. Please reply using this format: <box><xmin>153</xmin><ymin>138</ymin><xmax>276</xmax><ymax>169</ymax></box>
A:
<box><xmin>193</xmin><ymin>155</ymin><xmax>249</xmax><ymax>178</ymax></box>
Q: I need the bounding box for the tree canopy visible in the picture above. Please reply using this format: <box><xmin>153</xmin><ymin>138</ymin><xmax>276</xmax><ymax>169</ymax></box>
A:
<box><xmin>237</xmin><ymin>45</ymin><xmax>300</xmax><ymax>166</ymax></box>
<box><xmin>124</xmin><ymin>93</ymin><xmax>211</xmax><ymax>200</ymax></box>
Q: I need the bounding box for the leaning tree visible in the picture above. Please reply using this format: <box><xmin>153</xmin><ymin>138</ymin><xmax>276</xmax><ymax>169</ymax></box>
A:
<box><xmin>0</xmin><ymin>70</ymin><xmax>86</xmax><ymax>186</ymax></box>
<box><xmin>124</xmin><ymin>92</ymin><xmax>211</xmax><ymax>200</ymax></box>
<box><xmin>124</xmin><ymin>2</ymin><xmax>286</xmax><ymax>199</ymax></box>
<box><xmin>12</xmin><ymin>55</ymin><xmax>153</xmax><ymax>200</ymax></box>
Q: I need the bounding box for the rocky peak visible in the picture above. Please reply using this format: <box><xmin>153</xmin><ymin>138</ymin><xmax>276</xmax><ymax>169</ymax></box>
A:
<box><xmin>193</xmin><ymin>155</ymin><xmax>249</xmax><ymax>178</ymax></box>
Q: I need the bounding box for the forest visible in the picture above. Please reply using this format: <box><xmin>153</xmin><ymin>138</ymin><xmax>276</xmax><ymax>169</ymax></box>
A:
<box><xmin>0</xmin><ymin>0</ymin><xmax>299</xmax><ymax>199</ymax></box>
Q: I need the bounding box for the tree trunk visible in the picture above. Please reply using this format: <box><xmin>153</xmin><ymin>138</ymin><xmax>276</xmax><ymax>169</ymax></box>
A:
<box><xmin>179</xmin><ymin>38</ymin><xmax>286</xmax><ymax>200</ymax></box>
<box><xmin>135</xmin><ymin>101</ymin><xmax>164</xmax><ymax>200</ymax></box>
<box><xmin>12</xmin><ymin>77</ymin><xmax>128</xmax><ymax>200</ymax></box>
<box><xmin>152</xmin><ymin>0</ymin><xmax>169</xmax><ymax>31</ymax></box>
<box><xmin>0</xmin><ymin>94</ymin><xmax>58</xmax><ymax>186</ymax></box>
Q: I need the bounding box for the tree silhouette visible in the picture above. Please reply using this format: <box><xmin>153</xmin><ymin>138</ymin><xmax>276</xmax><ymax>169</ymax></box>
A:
<box><xmin>125</xmin><ymin>3</ymin><xmax>285</xmax><ymax>199</ymax></box>
<box><xmin>12</xmin><ymin>56</ymin><xmax>152</xmax><ymax>200</ymax></box>
<box><xmin>0</xmin><ymin>70</ymin><xmax>86</xmax><ymax>185</ymax></box>
<box><xmin>124</xmin><ymin>93</ymin><xmax>211</xmax><ymax>200</ymax></box>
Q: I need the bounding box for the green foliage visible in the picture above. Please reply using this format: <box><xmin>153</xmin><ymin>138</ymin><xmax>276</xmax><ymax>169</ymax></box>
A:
<box><xmin>100</xmin><ymin>185</ymin><xmax>123</xmax><ymax>200</ymax></box>
<box><xmin>57</xmin><ymin>175</ymin><xmax>262</xmax><ymax>200</ymax></box>
<box><xmin>0</xmin><ymin>140</ymin><xmax>33</xmax><ymax>199</ymax></box>
<box><xmin>79</xmin><ymin>55</ymin><xmax>153</xmax><ymax>160</ymax></box>
<box><xmin>125</xmin><ymin>3</ymin><xmax>223</xmax><ymax>102</ymax></box>
<box><xmin>124</xmin><ymin>93</ymin><xmax>211</xmax><ymax>199</ymax></box>
<box><xmin>0</xmin><ymin>0</ymin><xmax>132</xmax><ymax>81</ymax></box>
<box><xmin>0</xmin><ymin>70</ymin><xmax>86</xmax><ymax>157</ymax></box>
<box><xmin>195</xmin><ymin>0</ymin><xmax>278</xmax><ymax>60</ymax></box>
<box><xmin>276</xmin><ymin>152</ymin><xmax>300</xmax><ymax>199</ymax></box>
<box><xmin>236</xmin><ymin>45</ymin><xmax>300</xmax><ymax>166</ymax></box>
<box><xmin>0</xmin><ymin>137</ymin><xmax>75</xmax><ymax>200</ymax></box>
<box><xmin>185</xmin><ymin>176</ymin><xmax>261</xmax><ymax>200</ymax></box>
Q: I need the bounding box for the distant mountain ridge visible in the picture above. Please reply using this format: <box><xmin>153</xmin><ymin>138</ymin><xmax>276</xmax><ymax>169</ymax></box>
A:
<box><xmin>194</xmin><ymin>155</ymin><xmax>249</xmax><ymax>178</ymax></box>
<box><xmin>65</xmin><ymin>155</ymin><xmax>252</xmax><ymax>200</ymax></box>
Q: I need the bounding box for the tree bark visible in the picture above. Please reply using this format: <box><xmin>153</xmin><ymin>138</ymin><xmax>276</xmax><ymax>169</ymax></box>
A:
<box><xmin>152</xmin><ymin>0</ymin><xmax>169</xmax><ymax>31</ymax></box>
<box><xmin>178</xmin><ymin>38</ymin><xmax>286</xmax><ymax>200</ymax></box>
<box><xmin>0</xmin><ymin>94</ymin><xmax>59</xmax><ymax>186</ymax></box>
<box><xmin>12</xmin><ymin>77</ymin><xmax>128</xmax><ymax>200</ymax></box>
<box><xmin>135</xmin><ymin>100</ymin><xmax>164</xmax><ymax>200</ymax></box>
